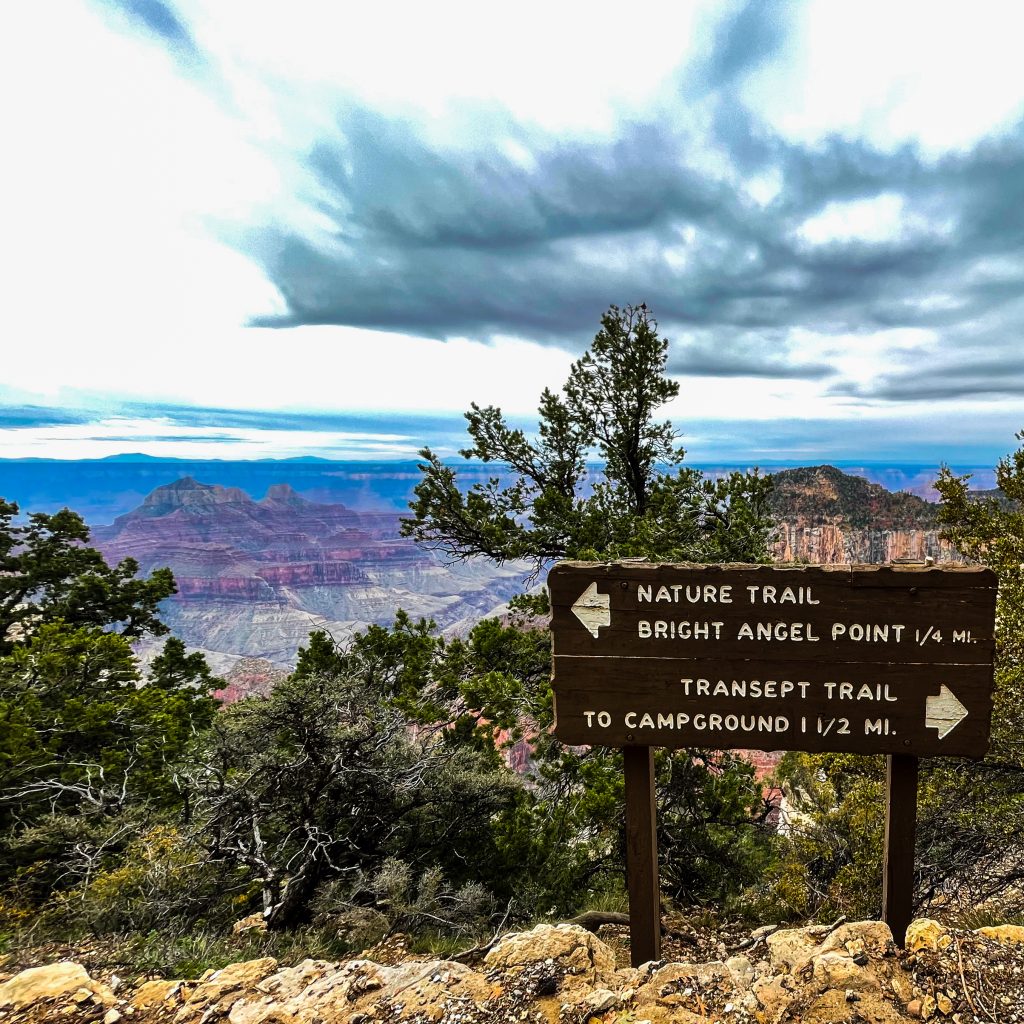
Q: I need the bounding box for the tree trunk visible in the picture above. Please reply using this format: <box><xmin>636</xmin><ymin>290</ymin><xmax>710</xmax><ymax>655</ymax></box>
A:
<box><xmin>266</xmin><ymin>859</ymin><xmax>322</xmax><ymax>930</ymax></box>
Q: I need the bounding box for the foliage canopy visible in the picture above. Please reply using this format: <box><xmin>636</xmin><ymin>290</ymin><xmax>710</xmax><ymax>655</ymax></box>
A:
<box><xmin>0</xmin><ymin>500</ymin><xmax>175</xmax><ymax>656</ymax></box>
<box><xmin>0</xmin><ymin>500</ymin><xmax>218</xmax><ymax>913</ymax></box>
<box><xmin>191</xmin><ymin>656</ymin><xmax>519</xmax><ymax>930</ymax></box>
<box><xmin>401</xmin><ymin>304</ymin><xmax>774</xmax><ymax>578</ymax></box>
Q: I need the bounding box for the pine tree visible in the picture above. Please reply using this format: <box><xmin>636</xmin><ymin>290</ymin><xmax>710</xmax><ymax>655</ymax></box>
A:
<box><xmin>401</xmin><ymin>304</ymin><xmax>773</xmax><ymax>579</ymax></box>
<box><xmin>0</xmin><ymin>500</ymin><xmax>174</xmax><ymax>654</ymax></box>
<box><xmin>0</xmin><ymin>500</ymin><xmax>218</xmax><ymax>910</ymax></box>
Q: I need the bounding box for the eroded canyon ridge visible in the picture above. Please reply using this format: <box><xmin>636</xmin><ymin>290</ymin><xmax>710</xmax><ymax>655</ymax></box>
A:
<box><xmin>91</xmin><ymin>477</ymin><xmax>526</xmax><ymax>675</ymax></box>
<box><xmin>88</xmin><ymin>464</ymin><xmax>960</xmax><ymax>681</ymax></box>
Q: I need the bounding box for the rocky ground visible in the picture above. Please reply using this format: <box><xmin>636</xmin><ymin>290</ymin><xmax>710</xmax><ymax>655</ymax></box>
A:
<box><xmin>4</xmin><ymin>917</ymin><xmax>1024</xmax><ymax>1024</ymax></box>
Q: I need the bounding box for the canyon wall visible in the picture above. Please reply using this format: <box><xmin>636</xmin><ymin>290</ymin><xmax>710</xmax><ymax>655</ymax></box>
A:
<box><xmin>94</xmin><ymin>477</ymin><xmax>527</xmax><ymax>674</ymax></box>
<box><xmin>768</xmin><ymin>465</ymin><xmax>963</xmax><ymax>565</ymax></box>
<box><xmin>92</xmin><ymin>466</ymin><xmax>971</xmax><ymax>679</ymax></box>
<box><xmin>772</xmin><ymin>522</ymin><xmax>958</xmax><ymax>564</ymax></box>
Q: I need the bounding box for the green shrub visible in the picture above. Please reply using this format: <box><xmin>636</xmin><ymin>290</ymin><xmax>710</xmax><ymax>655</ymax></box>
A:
<box><xmin>42</xmin><ymin>824</ymin><xmax>243</xmax><ymax>938</ymax></box>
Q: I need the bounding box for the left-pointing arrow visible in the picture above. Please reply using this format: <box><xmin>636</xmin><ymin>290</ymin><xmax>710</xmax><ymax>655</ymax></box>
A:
<box><xmin>571</xmin><ymin>582</ymin><xmax>610</xmax><ymax>638</ymax></box>
<box><xmin>925</xmin><ymin>684</ymin><xmax>969</xmax><ymax>739</ymax></box>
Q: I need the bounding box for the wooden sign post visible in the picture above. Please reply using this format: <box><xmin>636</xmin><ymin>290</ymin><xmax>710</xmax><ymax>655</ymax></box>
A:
<box><xmin>548</xmin><ymin>562</ymin><xmax>997</xmax><ymax>964</ymax></box>
<box><xmin>883</xmin><ymin>753</ymin><xmax>919</xmax><ymax>949</ymax></box>
<box><xmin>623</xmin><ymin>745</ymin><xmax>660</xmax><ymax>964</ymax></box>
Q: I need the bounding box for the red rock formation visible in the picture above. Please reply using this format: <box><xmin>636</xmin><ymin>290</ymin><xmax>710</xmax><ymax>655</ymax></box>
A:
<box><xmin>215</xmin><ymin>657</ymin><xmax>288</xmax><ymax>703</ymax></box>
<box><xmin>772</xmin><ymin>523</ymin><xmax>959</xmax><ymax>564</ymax></box>
<box><xmin>93</xmin><ymin>478</ymin><xmax>526</xmax><ymax>668</ymax></box>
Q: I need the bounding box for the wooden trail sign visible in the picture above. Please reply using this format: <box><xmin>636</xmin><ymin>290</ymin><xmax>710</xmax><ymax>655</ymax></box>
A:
<box><xmin>547</xmin><ymin>561</ymin><xmax>997</xmax><ymax>964</ymax></box>
<box><xmin>550</xmin><ymin>562</ymin><xmax>996</xmax><ymax>758</ymax></box>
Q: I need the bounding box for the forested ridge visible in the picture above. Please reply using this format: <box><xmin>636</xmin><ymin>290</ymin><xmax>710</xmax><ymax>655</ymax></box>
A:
<box><xmin>768</xmin><ymin>464</ymin><xmax>939</xmax><ymax>530</ymax></box>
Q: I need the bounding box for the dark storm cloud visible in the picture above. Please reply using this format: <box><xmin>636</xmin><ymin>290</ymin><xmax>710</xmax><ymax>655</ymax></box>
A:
<box><xmin>835</xmin><ymin>355</ymin><xmax>1024</xmax><ymax>402</ymax></box>
<box><xmin>867</xmin><ymin>377</ymin><xmax>1024</xmax><ymax>402</ymax></box>
<box><xmin>181</xmin><ymin>5</ymin><xmax>1018</xmax><ymax>404</ymax></box>
<box><xmin>251</xmin><ymin>117</ymin><xmax>1024</xmax><ymax>351</ymax></box>
<box><xmin>666</xmin><ymin>331</ymin><xmax>832</xmax><ymax>379</ymax></box>
<box><xmin>251</xmin><ymin>116</ymin><xmax>775</xmax><ymax>336</ymax></box>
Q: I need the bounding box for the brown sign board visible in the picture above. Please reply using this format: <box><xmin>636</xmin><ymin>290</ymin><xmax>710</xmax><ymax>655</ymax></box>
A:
<box><xmin>549</xmin><ymin>562</ymin><xmax>997</xmax><ymax>759</ymax></box>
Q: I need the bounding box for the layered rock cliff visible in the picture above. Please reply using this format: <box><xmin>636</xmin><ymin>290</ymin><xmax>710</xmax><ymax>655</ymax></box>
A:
<box><xmin>772</xmin><ymin>521</ymin><xmax>957</xmax><ymax>564</ymax></box>
<box><xmin>93</xmin><ymin>478</ymin><xmax>526</xmax><ymax>675</ymax></box>
<box><xmin>769</xmin><ymin>465</ymin><xmax>961</xmax><ymax>565</ymax></box>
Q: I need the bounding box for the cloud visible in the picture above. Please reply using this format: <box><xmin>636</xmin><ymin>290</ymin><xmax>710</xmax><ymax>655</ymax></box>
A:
<box><xmin>120</xmin><ymin>403</ymin><xmax>464</xmax><ymax>437</ymax></box>
<box><xmin>0</xmin><ymin>399</ymin><xmax>520</xmax><ymax>462</ymax></box>
<box><xmin>149</xmin><ymin>0</ymin><xmax>1007</xmax><ymax>410</ymax></box>
<box><xmin>665</xmin><ymin>330</ymin><xmax>833</xmax><ymax>379</ymax></box>
<box><xmin>0</xmin><ymin>406</ymin><xmax>93</xmax><ymax>429</ymax></box>
<box><xmin>240</xmin><ymin>97</ymin><xmax>1024</xmax><ymax>407</ymax></box>
<box><xmin>17</xmin><ymin>0</ymin><xmax>1024</xmax><ymax>458</ymax></box>
<box><xmin>689</xmin><ymin>410</ymin><xmax>1024</xmax><ymax>464</ymax></box>
<box><xmin>836</xmin><ymin>359</ymin><xmax>1024</xmax><ymax>402</ymax></box>
<box><xmin>0</xmin><ymin>415</ymin><xmax>433</xmax><ymax>462</ymax></box>
<box><xmin>104</xmin><ymin>0</ymin><xmax>201</xmax><ymax>63</ymax></box>
<box><xmin>701</xmin><ymin>0</ymin><xmax>793</xmax><ymax>90</ymax></box>
<box><xmin>90</xmin><ymin>434</ymin><xmax>241</xmax><ymax>444</ymax></box>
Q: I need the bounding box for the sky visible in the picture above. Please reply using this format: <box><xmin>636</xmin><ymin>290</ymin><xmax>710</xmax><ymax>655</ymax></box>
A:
<box><xmin>2</xmin><ymin>0</ymin><xmax>1024</xmax><ymax>464</ymax></box>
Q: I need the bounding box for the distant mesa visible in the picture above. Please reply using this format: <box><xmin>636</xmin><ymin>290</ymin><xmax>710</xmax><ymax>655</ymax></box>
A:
<box><xmin>135</xmin><ymin>477</ymin><xmax>253</xmax><ymax>518</ymax></box>
<box><xmin>98</xmin><ymin>452</ymin><xmax>187</xmax><ymax>463</ymax></box>
<box><xmin>120</xmin><ymin>479</ymin><xmax>335</xmax><ymax>519</ymax></box>
<box><xmin>261</xmin><ymin>483</ymin><xmax>310</xmax><ymax>507</ymax></box>
<box><xmin>97</xmin><ymin>476</ymin><xmax>359</xmax><ymax>543</ymax></box>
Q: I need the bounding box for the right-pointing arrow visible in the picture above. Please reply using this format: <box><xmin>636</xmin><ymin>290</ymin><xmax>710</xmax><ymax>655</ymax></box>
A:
<box><xmin>926</xmin><ymin>685</ymin><xmax>969</xmax><ymax>739</ymax></box>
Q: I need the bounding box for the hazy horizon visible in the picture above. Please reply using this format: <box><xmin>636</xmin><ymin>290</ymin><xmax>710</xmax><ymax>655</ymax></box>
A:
<box><xmin>0</xmin><ymin>456</ymin><xmax>998</xmax><ymax>528</ymax></box>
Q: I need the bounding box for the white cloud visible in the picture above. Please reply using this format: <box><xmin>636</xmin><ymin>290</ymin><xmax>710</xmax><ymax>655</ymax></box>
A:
<box><xmin>667</xmin><ymin>376</ymin><xmax>836</xmax><ymax>422</ymax></box>
<box><xmin>966</xmin><ymin>255</ymin><xmax>1024</xmax><ymax>285</ymax></box>
<box><xmin>1</xmin><ymin>2</ymin><xmax>288</xmax><ymax>361</ymax></box>
<box><xmin>743</xmin><ymin>169</ymin><xmax>784</xmax><ymax>207</ymax></box>
<box><xmin>813</xmin><ymin>327</ymin><xmax>936</xmax><ymax>390</ymax></box>
<box><xmin>176</xmin><ymin>0</ymin><xmax>710</xmax><ymax>134</ymax></box>
<box><xmin>794</xmin><ymin>193</ymin><xmax>952</xmax><ymax>247</ymax></box>
<box><xmin>743</xmin><ymin>0</ymin><xmax>1024</xmax><ymax>155</ymax></box>
<box><xmin>3</xmin><ymin>321</ymin><xmax>576</xmax><ymax>420</ymax></box>
<box><xmin>903</xmin><ymin>294</ymin><xmax>965</xmax><ymax>314</ymax></box>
